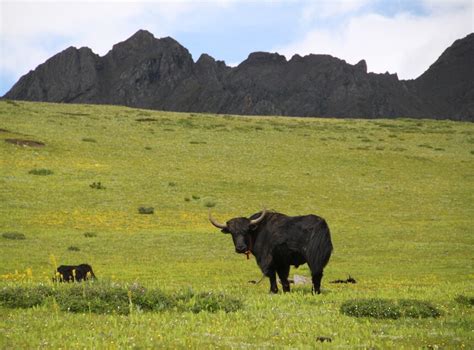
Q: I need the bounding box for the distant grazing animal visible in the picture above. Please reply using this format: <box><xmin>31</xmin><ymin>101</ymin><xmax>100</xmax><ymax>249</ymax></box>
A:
<box><xmin>56</xmin><ymin>264</ymin><xmax>96</xmax><ymax>282</ymax></box>
<box><xmin>209</xmin><ymin>209</ymin><xmax>333</xmax><ymax>294</ymax></box>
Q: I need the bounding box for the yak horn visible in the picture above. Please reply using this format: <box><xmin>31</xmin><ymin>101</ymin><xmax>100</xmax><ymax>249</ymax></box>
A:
<box><xmin>208</xmin><ymin>210</ymin><xmax>227</xmax><ymax>229</ymax></box>
<box><xmin>249</xmin><ymin>208</ymin><xmax>267</xmax><ymax>225</ymax></box>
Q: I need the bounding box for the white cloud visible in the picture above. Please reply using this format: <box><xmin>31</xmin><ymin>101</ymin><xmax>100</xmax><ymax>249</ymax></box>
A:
<box><xmin>276</xmin><ymin>1</ymin><xmax>473</xmax><ymax>79</ymax></box>
<box><xmin>301</xmin><ymin>0</ymin><xmax>371</xmax><ymax>21</ymax></box>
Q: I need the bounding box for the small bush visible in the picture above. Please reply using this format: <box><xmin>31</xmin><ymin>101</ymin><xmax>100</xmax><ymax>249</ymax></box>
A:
<box><xmin>455</xmin><ymin>295</ymin><xmax>474</xmax><ymax>306</ymax></box>
<box><xmin>138</xmin><ymin>207</ymin><xmax>154</xmax><ymax>215</ymax></box>
<box><xmin>341</xmin><ymin>299</ymin><xmax>441</xmax><ymax>319</ymax></box>
<box><xmin>29</xmin><ymin>168</ymin><xmax>53</xmax><ymax>176</ymax></box>
<box><xmin>83</xmin><ymin>232</ymin><xmax>97</xmax><ymax>238</ymax></box>
<box><xmin>67</xmin><ymin>246</ymin><xmax>80</xmax><ymax>251</ymax></box>
<box><xmin>2</xmin><ymin>232</ymin><xmax>26</xmax><ymax>240</ymax></box>
<box><xmin>82</xmin><ymin>138</ymin><xmax>96</xmax><ymax>143</ymax></box>
<box><xmin>341</xmin><ymin>299</ymin><xmax>401</xmax><ymax>319</ymax></box>
<box><xmin>0</xmin><ymin>285</ymin><xmax>53</xmax><ymax>308</ymax></box>
<box><xmin>0</xmin><ymin>283</ymin><xmax>243</xmax><ymax>314</ymax></box>
<box><xmin>192</xmin><ymin>195</ymin><xmax>200</xmax><ymax>200</ymax></box>
<box><xmin>132</xmin><ymin>289</ymin><xmax>175</xmax><ymax>312</ymax></box>
<box><xmin>184</xmin><ymin>197</ymin><xmax>191</xmax><ymax>202</ymax></box>
<box><xmin>89</xmin><ymin>182</ymin><xmax>106</xmax><ymax>190</ymax></box>
<box><xmin>56</xmin><ymin>284</ymin><xmax>130</xmax><ymax>315</ymax></box>
<box><xmin>176</xmin><ymin>290</ymin><xmax>242</xmax><ymax>313</ymax></box>
<box><xmin>398</xmin><ymin>299</ymin><xmax>441</xmax><ymax>318</ymax></box>
<box><xmin>168</xmin><ymin>182</ymin><xmax>177</xmax><ymax>187</ymax></box>
<box><xmin>204</xmin><ymin>201</ymin><xmax>216</xmax><ymax>208</ymax></box>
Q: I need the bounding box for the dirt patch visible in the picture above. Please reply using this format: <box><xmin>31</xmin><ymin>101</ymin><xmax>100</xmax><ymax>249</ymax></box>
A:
<box><xmin>136</xmin><ymin>118</ymin><xmax>158</xmax><ymax>122</ymax></box>
<box><xmin>5</xmin><ymin>138</ymin><xmax>45</xmax><ymax>147</ymax></box>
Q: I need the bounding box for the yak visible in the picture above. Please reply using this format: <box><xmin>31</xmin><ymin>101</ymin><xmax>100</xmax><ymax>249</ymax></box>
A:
<box><xmin>55</xmin><ymin>264</ymin><xmax>96</xmax><ymax>282</ymax></box>
<box><xmin>209</xmin><ymin>209</ymin><xmax>333</xmax><ymax>294</ymax></box>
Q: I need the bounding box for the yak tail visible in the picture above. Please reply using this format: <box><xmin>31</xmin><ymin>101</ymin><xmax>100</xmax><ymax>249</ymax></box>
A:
<box><xmin>307</xmin><ymin>219</ymin><xmax>333</xmax><ymax>273</ymax></box>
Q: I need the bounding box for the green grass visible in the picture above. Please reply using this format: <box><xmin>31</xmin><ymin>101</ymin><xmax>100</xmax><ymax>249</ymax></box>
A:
<box><xmin>0</xmin><ymin>100</ymin><xmax>473</xmax><ymax>348</ymax></box>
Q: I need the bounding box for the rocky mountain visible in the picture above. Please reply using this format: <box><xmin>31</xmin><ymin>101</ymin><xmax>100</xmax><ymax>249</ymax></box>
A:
<box><xmin>4</xmin><ymin>30</ymin><xmax>474</xmax><ymax>121</ymax></box>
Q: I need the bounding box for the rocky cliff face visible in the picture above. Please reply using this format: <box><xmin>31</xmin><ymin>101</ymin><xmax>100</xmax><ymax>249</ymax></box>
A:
<box><xmin>4</xmin><ymin>30</ymin><xmax>474</xmax><ymax>121</ymax></box>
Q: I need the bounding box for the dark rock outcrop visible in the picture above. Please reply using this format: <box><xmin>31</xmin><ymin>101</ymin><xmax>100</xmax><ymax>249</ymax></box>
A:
<box><xmin>4</xmin><ymin>30</ymin><xmax>474</xmax><ymax>120</ymax></box>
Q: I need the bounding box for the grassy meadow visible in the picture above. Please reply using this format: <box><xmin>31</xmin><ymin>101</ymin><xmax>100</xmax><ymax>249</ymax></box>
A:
<box><xmin>0</xmin><ymin>100</ymin><xmax>473</xmax><ymax>348</ymax></box>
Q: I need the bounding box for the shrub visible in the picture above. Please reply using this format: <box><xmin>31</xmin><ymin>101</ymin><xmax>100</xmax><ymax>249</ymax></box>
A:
<box><xmin>0</xmin><ymin>285</ymin><xmax>53</xmax><ymax>308</ymax></box>
<box><xmin>56</xmin><ymin>283</ymin><xmax>130</xmax><ymax>315</ymax></box>
<box><xmin>2</xmin><ymin>232</ymin><xmax>26</xmax><ymax>240</ymax></box>
<box><xmin>176</xmin><ymin>290</ymin><xmax>242</xmax><ymax>313</ymax></box>
<box><xmin>398</xmin><ymin>299</ymin><xmax>441</xmax><ymax>318</ymax></box>
<box><xmin>138</xmin><ymin>207</ymin><xmax>154</xmax><ymax>215</ymax></box>
<box><xmin>67</xmin><ymin>246</ymin><xmax>80</xmax><ymax>251</ymax></box>
<box><xmin>28</xmin><ymin>169</ymin><xmax>53</xmax><ymax>176</ymax></box>
<box><xmin>455</xmin><ymin>295</ymin><xmax>474</xmax><ymax>306</ymax></box>
<box><xmin>89</xmin><ymin>182</ymin><xmax>106</xmax><ymax>190</ymax></box>
<box><xmin>341</xmin><ymin>299</ymin><xmax>441</xmax><ymax>319</ymax></box>
<box><xmin>82</xmin><ymin>138</ymin><xmax>96</xmax><ymax>143</ymax></box>
<box><xmin>132</xmin><ymin>289</ymin><xmax>175</xmax><ymax>312</ymax></box>
<box><xmin>341</xmin><ymin>299</ymin><xmax>401</xmax><ymax>319</ymax></box>
<box><xmin>192</xmin><ymin>195</ymin><xmax>200</xmax><ymax>200</ymax></box>
<box><xmin>204</xmin><ymin>200</ymin><xmax>216</xmax><ymax>208</ymax></box>
<box><xmin>0</xmin><ymin>283</ymin><xmax>243</xmax><ymax>314</ymax></box>
<box><xmin>83</xmin><ymin>232</ymin><xmax>97</xmax><ymax>238</ymax></box>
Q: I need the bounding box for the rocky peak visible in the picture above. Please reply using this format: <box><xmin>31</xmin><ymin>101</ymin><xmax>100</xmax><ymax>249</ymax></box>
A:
<box><xmin>3</xmin><ymin>31</ymin><xmax>473</xmax><ymax>120</ymax></box>
<box><xmin>354</xmin><ymin>59</ymin><xmax>367</xmax><ymax>73</ymax></box>
<box><xmin>240</xmin><ymin>52</ymin><xmax>287</xmax><ymax>66</ymax></box>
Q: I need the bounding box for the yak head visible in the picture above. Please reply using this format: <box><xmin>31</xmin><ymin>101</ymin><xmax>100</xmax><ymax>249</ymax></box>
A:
<box><xmin>209</xmin><ymin>209</ymin><xmax>266</xmax><ymax>254</ymax></box>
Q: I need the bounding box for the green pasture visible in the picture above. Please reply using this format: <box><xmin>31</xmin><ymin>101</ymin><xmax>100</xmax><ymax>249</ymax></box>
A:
<box><xmin>0</xmin><ymin>100</ymin><xmax>473</xmax><ymax>348</ymax></box>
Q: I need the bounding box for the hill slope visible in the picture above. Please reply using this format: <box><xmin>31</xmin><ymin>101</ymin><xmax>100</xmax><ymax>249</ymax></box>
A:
<box><xmin>4</xmin><ymin>31</ymin><xmax>474</xmax><ymax>120</ymax></box>
<box><xmin>0</xmin><ymin>101</ymin><xmax>473</xmax><ymax>348</ymax></box>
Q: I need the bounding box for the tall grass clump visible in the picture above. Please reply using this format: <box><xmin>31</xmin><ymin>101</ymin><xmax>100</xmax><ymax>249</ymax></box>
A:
<box><xmin>0</xmin><ymin>284</ymin><xmax>54</xmax><ymax>308</ymax></box>
<box><xmin>28</xmin><ymin>169</ymin><xmax>53</xmax><ymax>176</ymax></box>
<box><xmin>2</xmin><ymin>232</ymin><xmax>26</xmax><ymax>240</ymax></box>
<box><xmin>0</xmin><ymin>283</ymin><xmax>242</xmax><ymax>315</ymax></box>
<box><xmin>455</xmin><ymin>295</ymin><xmax>474</xmax><ymax>306</ymax></box>
<box><xmin>341</xmin><ymin>299</ymin><xmax>441</xmax><ymax>319</ymax></box>
<box><xmin>56</xmin><ymin>283</ymin><xmax>130</xmax><ymax>315</ymax></box>
<box><xmin>175</xmin><ymin>289</ymin><xmax>243</xmax><ymax>313</ymax></box>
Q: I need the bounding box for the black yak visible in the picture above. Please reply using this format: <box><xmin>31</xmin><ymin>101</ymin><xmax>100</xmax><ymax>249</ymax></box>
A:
<box><xmin>209</xmin><ymin>209</ymin><xmax>333</xmax><ymax>294</ymax></box>
<box><xmin>55</xmin><ymin>264</ymin><xmax>96</xmax><ymax>282</ymax></box>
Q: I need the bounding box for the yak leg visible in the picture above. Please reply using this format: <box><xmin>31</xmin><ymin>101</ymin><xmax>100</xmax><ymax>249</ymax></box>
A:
<box><xmin>277</xmin><ymin>265</ymin><xmax>291</xmax><ymax>293</ymax></box>
<box><xmin>267</xmin><ymin>269</ymin><xmax>279</xmax><ymax>294</ymax></box>
<box><xmin>312</xmin><ymin>270</ymin><xmax>323</xmax><ymax>294</ymax></box>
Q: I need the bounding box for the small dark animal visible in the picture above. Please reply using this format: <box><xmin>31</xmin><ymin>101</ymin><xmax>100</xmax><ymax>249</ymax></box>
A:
<box><xmin>209</xmin><ymin>208</ymin><xmax>333</xmax><ymax>294</ymax></box>
<box><xmin>55</xmin><ymin>264</ymin><xmax>96</xmax><ymax>282</ymax></box>
<box><xmin>330</xmin><ymin>276</ymin><xmax>357</xmax><ymax>284</ymax></box>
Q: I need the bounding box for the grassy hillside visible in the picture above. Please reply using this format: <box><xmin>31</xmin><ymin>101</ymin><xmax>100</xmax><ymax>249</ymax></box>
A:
<box><xmin>0</xmin><ymin>100</ymin><xmax>473</xmax><ymax>348</ymax></box>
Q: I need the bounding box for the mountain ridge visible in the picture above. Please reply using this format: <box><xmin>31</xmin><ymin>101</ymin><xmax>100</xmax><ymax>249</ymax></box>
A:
<box><xmin>4</xmin><ymin>30</ymin><xmax>474</xmax><ymax>121</ymax></box>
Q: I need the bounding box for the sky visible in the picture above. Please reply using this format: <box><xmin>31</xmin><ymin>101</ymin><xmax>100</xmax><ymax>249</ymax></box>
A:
<box><xmin>0</xmin><ymin>0</ymin><xmax>473</xmax><ymax>96</ymax></box>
